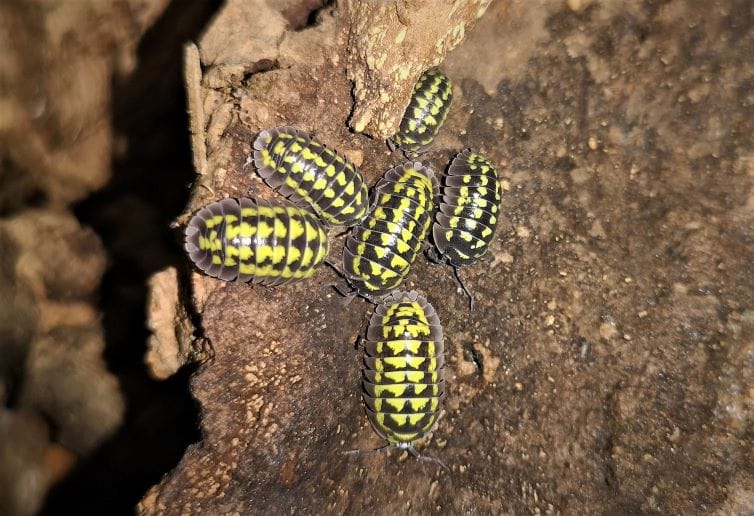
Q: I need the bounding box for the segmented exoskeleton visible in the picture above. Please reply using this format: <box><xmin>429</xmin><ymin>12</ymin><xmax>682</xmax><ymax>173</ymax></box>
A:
<box><xmin>429</xmin><ymin>150</ymin><xmax>501</xmax><ymax>308</ymax></box>
<box><xmin>184</xmin><ymin>197</ymin><xmax>329</xmax><ymax>285</ymax></box>
<box><xmin>350</xmin><ymin>290</ymin><xmax>447</xmax><ymax>470</ymax></box>
<box><xmin>252</xmin><ymin>126</ymin><xmax>369</xmax><ymax>226</ymax></box>
<box><xmin>342</xmin><ymin>161</ymin><xmax>438</xmax><ymax>300</ymax></box>
<box><xmin>389</xmin><ymin>69</ymin><xmax>453</xmax><ymax>155</ymax></box>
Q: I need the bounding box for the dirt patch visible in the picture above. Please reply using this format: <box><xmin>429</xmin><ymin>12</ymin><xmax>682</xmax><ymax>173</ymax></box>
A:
<box><xmin>4</xmin><ymin>0</ymin><xmax>749</xmax><ymax>513</ymax></box>
<box><xmin>138</xmin><ymin>0</ymin><xmax>754</xmax><ymax>514</ymax></box>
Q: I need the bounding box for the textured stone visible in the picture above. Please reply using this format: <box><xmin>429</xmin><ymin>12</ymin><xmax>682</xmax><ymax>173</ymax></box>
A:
<box><xmin>144</xmin><ymin>0</ymin><xmax>754</xmax><ymax>513</ymax></box>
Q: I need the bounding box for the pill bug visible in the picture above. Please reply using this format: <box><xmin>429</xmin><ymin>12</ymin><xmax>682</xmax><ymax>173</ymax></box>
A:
<box><xmin>389</xmin><ymin>68</ymin><xmax>453</xmax><ymax>155</ymax></box>
<box><xmin>252</xmin><ymin>126</ymin><xmax>369</xmax><ymax>226</ymax></box>
<box><xmin>343</xmin><ymin>161</ymin><xmax>438</xmax><ymax>300</ymax></box>
<box><xmin>358</xmin><ymin>290</ymin><xmax>447</xmax><ymax>469</ymax></box>
<box><xmin>184</xmin><ymin>197</ymin><xmax>329</xmax><ymax>285</ymax></box>
<box><xmin>429</xmin><ymin>150</ymin><xmax>501</xmax><ymax>308</ymax></box>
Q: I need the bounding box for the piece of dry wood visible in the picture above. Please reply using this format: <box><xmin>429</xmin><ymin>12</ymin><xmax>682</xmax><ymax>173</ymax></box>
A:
<box><xmin>145</xmin><ymin>267</ymin><xmax>211</xmax><ymax>380</ymax></box>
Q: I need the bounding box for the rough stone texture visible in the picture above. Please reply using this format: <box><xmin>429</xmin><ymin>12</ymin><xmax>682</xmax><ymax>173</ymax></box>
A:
<box><xmin>0</xmin><ymin>410</ymin><xmax>51</xmax><ymax>516</ymax></box>
<box><xmin>145</xmin><ymin>267</ymin><xmax>210</xmax><ymax>380</ymax></box>
<box><xmin>0</xmin><ymin>0</ymin><xmax>170</xmax><ymax>210</ymax></box>
<box><xmin>142</xmin><ymin>0</ymin><xmax>754</xmax><ymax>513</ymax></box>
<box><xmin>0</xmin><ymin>208</ymin><xmax>125</xmax><ymax>513</ymax></box>
<box><xmin>1</xmin><ymin>210</ymin><xmax>106</xmax><ymax>301</ymax></box>
<box><xmin>21</xmin><ymin>326</ymin><xmax>124</xmax><ymax>456</ymax></box>
<box><xmin>177</xmin><ymin>1</ymin><xmax>370</xmax><ymax>224</ymax></box>
<box><xmin>0</xmin><ymin>1</ymin><xmax>245</xmax><ymax>515</ymax></box>
<box><xmin>199</xmin><ymin>1</ymin><xmax>285</xmax><ymax>89</ymax></box>
<box><xmin>0</xmin><ymin>229</ymin><xmax>38</xmax><ymax>408</ymax></box>
<box><xmin>344</xmin><ymin>0</ymin><xmax>492</xmax><ymax>138</ymax></box>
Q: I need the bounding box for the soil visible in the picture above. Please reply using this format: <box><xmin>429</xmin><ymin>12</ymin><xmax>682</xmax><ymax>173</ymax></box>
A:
<box><xmin>141</xmin><ymin>0</ymin><xmax>754</xmax><ymax>514</ymax></box>
<box><xmin>1</xmin><ymin>0</ymin><xmax>752</xmax><ymax>514</ymax></box>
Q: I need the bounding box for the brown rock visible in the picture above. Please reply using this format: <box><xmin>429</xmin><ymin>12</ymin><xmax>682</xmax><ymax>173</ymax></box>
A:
<box><xmin>343</xmin><ymin>0</ymin><xmax>492</xmax><ymax>138</ymax></box>
<box><xmin>145</xmin><ymin>267</ymin><xmax>209</xmax><ymax>380</ymax></box>
<box><xmin>0</xmin><ymin>0</ymin><xmax>170</xmax><ymax>208</ymax></box>
<box><xmin>0</xmin><ymin>409</ymin><xmax>51</xmax><ymax>516</ymax></box>
<box><xmin>20</xmin><ymin>326</ymin><xmax>124</xmax><ymax>456</ymax></box>
<box><xmin>145</xmin><ymin>0</ymin><xmax>754</xmax><ymax>513</ymax></box>
<box><xmin>0</xmin><ymin>209</ymin><xmax>106</xmax><ymax>301</ymax></box>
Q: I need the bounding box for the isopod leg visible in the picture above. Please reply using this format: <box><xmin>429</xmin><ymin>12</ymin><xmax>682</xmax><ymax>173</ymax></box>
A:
<box><xmin>343</xmin><ymin>444</ymin><xmax>390</xmax><ymax>457</ymax></box>
<box><xmin>452</xmin><ymin>266</ymin><xmax>474</xmax><ymax>310</ymax></box>
<box><xmin>406</xmin><ymin>445</ymin><xmax>450</xmax><ymax>473</ymax></box>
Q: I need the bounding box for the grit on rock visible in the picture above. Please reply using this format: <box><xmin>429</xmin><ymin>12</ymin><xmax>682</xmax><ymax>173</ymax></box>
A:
<box><xmin>1</xmin><ymin>0</ymin><xmax>752</xmax><ymax>514</ymax></box>
<box><xmin>142</xmin><ymin>1</ymin><xmax>754</xmax><ymax>514</ymax></box>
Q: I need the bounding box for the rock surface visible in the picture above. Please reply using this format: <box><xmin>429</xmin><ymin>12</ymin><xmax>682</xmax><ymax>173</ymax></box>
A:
<box><xmin>141</xmin><ymin>0</ymin><xmax>754</xmax><ymax>514</ymax></box>
<box><xmin>0</xmin><ymin>1</ymin><xmax>177</xmax><ymax>513</ymax></box>
<box><xmin>344</xmin><ymin>0</ymin><xmax>492</xmax><ymax>138</ymax></box>
<box><xmin>0</xmin><ymin>209</ymin><xmax>124</xmax><ymax>514</ymax></box>
<box><xmin>0</xmin><ymin>0</ymin><xmax>170</xmax><ymax>209</ymax></box>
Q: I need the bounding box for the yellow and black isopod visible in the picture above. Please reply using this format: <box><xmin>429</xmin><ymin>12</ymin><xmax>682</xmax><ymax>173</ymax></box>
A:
<box><xmin>389</xmin><ymin>69</ymin><xmax>453</xmax><ymax>155</ymax></box>
<box><xmin>252</xmin><ymin>126</ymin><xmax>369</xmax><ymax>226</ymax></box>
<box><xmin>184</xmin><ymin>197</ymin><xmax>329</xmax><ymax>285</ymax></box>
<box><xmin>343</xmin><ymin>161</ymin><xmax>438</xmax><ymax>300</ymax></box>
<box><xmin>429</xmin><ymin>150</ymin><xmax>501</xmax><ymax>308</ymax></box>
<box><xmin>358</xmin><ymin>290</ymin><xmax>447</xmax><ymax>469</ymax></box>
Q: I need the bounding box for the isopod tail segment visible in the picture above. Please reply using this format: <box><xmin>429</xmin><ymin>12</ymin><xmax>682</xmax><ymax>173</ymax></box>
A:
<box><xmin>343</xmin><ymin>442</ymin><xmax>450</xmax><ymax>473</ymax></box>
<box><xmin>330</xmin><ymin>282</ymin><xmax>381</xmax><ymax>306</ymax></box>
<box><xmin>324</xmin><ymin>259</ymin><xmax>378</xmax><ymax>305</ymax></box>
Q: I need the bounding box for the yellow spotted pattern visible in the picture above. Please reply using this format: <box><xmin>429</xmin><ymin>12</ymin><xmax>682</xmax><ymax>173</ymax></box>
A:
<box><xmin>391</xmin><ymin>69</ymin><xmax>453</xmax><ymax>154</ymax></box>
<box><xmin>433</xmin><ymin>150</ymin><xmax>501</xmax><ymax>267</ymax></box>
<box><xmin>343</xmin><ymin>161</ymin><xmax>437</xmax><ymax>300</ymax></box>
<box><xmin>362</xmin><ymin>291</ymin><xmax>445</xmax><ymax>446</ymax></box>
<box><xmin>184</xmin><ymin>198</ymin><xmax>329</xmax><ymax>285</ymax></box>
<box><xmin>252</xmin><ymin>126</ymin><xmax>369</xmax><ymax>226</ymax></box>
